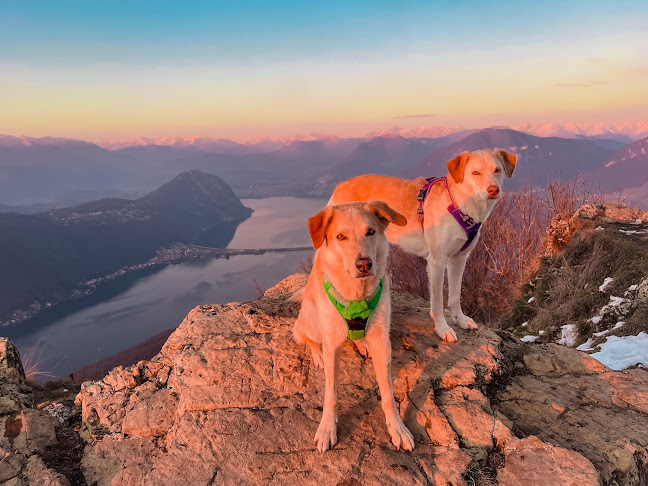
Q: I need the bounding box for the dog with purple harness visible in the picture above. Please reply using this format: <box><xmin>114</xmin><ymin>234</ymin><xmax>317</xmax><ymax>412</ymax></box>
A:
<box><xmin>329</xmin><ymin>149</ymin><xmax>517</xmax><ymax>343</ymax></box>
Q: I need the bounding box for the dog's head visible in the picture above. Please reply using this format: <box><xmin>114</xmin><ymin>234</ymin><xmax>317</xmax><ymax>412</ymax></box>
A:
<box><xmin>308</xmin><ymin>201</ymin><xmax>407</xmax><ymax>279</ymax></box>
<box><xmin>447</xmin><ymin>149</ymin><xmax>517</xmax><ymax>201</ymax></box>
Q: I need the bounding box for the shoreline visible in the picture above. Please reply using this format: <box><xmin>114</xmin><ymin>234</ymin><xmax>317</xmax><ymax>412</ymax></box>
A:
<box><xmin>0</xmin><ymin>243</ymin><xmax>311</xmax><ymax>329</ymax></box>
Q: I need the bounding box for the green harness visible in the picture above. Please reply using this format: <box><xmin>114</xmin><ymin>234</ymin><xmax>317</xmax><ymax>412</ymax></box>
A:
<box><xmin>323</xmin><ymin>278</ymin><xmax>383</xmax><ymax>340</ymax></box>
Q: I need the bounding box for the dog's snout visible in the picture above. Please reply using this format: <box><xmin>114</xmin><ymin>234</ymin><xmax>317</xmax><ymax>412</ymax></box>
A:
<box><xmin>355</xmin><ymin>258</ymin><xmax>372</xmax><ymax>273</ymax></box>
<box><xmin>487</xmin><ymin>185</ymin><xmax>500</xmax><ymax>197</ymax></box>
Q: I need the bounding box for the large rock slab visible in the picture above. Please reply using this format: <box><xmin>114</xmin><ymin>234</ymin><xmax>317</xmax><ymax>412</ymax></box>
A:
<box><xmin>76</xmin><ymin>274</ymin><xmax>648</xmax><ymax>485</ymax></box>
<box><xmin>496</xmin><ymin>344</ymin><xmax>648</xmax><ymax>485</ymax></box>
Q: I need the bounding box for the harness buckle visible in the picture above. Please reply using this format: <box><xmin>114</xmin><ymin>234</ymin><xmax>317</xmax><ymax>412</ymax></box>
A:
<box><xmin>417</xmin><ymin>207</ymin><xmax>424</xmax><ymax>215</ymax></box>
<box><xmin>462</xmin><ymin>215</ymin><xmax>476</xmax><ymax>228</ymax></box>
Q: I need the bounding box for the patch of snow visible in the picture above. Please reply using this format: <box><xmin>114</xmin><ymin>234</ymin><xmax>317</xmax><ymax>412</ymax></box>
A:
<box><xmin>521</xmin><ymin>322</ymin><xmax>528</xmax><ymax>327</ymax></box>
<box><xmin>520</xmin><ymin>335</ymin><xmax>539</xmax><ymax>343</ymax></box>
<box><xmin>628</xmin><ymin>285</ymin><xmax>638</xmax><ymax>291</ymax></box>
<box><xmin>620</xmin><ymin>229</ymin><xmax>648</xmax><ymax>235</ymax></box>
<box><xmin>576</xmin><ymin>338</ymin><xmax>594</xmax><ymax>352</ymax></box>
<box><xmin>557</xmin><ymin>324</ymin><xmax>578</xmax><ymax>347</ymax></box>
<box><xmin>595</xmin><ymin>226</ymin><xmax>604</xmax><ymax>231</ymax></box>
<box><xmin>590</xmin><ymin>332</ymin><xmax>648</xmax><ymax>370</ymax></box>
<box><xmin>599</xmin><ymin>277</ymin><xmax>614</xmax><ymax>292</ymax></box>
<box><xmin>538</xmin><ymin>330</ymin><xmax>545</xmax><ymax>335</ymax></box>
<box><xmin>592</xmin><ymin>321</ymin><xmax>624</xmax><ymax>338</ymax></box>
<box><xmin>527</xmin><ymin>296</ymin><xmax>535</xmax><ymax>303</ymax></box>
<box><xmin>595</xmin><ymin>295</ymin><xmax>625</xmax><ymax>317</ymax></box>
<box><xmin>591</xmin><ymin>315</ymin><xmax>602</xmax><ymax>324</ymax></box>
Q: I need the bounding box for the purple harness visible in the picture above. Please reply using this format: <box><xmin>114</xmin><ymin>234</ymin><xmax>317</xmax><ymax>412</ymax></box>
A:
<box><xmin>417</xmin><ymin>176</ymin><xmax>481</xmax><ymax>252</ymax></box>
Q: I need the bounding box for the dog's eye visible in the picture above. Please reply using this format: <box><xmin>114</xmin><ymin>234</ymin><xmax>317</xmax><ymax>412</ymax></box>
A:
<box><xmin>366</xmin><ymin>228</ymin><xmax>375</xmax><ymax>236</ymax></box>
<box><xmin>472</xmin><ymin>171</ymin><xmax>481</xmax><ymax>176</ymax></box>
<box><xmin>336</xmin><ymin>234</ymin><xmax>346</xmax><ymax>241</ymax></box>
<box><xmin>494</xmin><ymin>167</ymin><xmax>501</xmax><ymax>173</ymax></box>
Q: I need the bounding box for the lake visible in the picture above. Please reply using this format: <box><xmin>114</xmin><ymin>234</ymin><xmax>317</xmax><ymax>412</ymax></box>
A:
<box><xmin>5</xmin><ymin>197</ymin><xmax>325</xmax><ymax>378</ymax></box>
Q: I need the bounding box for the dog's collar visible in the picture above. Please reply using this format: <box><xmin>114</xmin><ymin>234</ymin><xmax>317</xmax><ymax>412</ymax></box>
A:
<box><xmin>417</xmin><ymin>176</ymin><xmax>481</xmax><ymax>252</ymax></box>
<box><xmin>323</xmin><ymin>278</ymin><xmax>383</xmax><ymax>340</ymax></box>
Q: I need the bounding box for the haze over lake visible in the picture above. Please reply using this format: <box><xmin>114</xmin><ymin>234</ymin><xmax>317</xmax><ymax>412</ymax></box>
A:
<box><xmin>6</xmin><ymin>197</ymin><xmax>324</xmax><ymax>378</ymax></box>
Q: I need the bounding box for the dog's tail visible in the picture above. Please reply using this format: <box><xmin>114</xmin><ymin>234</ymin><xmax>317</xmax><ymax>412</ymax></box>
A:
<box><xmin>287</xmin><ymin>287</ymin><xmax>305</xmax><ymax>303</ymax></box>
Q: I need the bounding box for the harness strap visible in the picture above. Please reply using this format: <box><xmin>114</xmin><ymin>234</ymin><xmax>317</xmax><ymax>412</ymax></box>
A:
<box><xmin>418</xmin><ymin>176</ymin><xmax>481</xmax><ymax>252</ymax></box>
<box><xmin>323</xmin><ymin>279</ymin><xmax>383</xmax><ymax>340</ymax></box>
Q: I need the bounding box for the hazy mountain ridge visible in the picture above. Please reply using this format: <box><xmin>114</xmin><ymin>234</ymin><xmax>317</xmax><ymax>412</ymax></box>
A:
<box><xmin>0</xmin><ymin>126</ymin><xmax>644</xmax><ymax>208</ymax></box>
<box><xmin>593</xmin><ymin>136</ymin><xmax>648</xmax><ymax>194</ymax></box>
<box><xmin>403</xmin><ymin>128</ymin><xmax>615</xmax><ymax>185</ymax></box>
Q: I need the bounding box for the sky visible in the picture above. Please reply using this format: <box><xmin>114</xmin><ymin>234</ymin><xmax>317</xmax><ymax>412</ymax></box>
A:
<box><xmin>1</xmin><ymin>0</ymin><xmax>647</xmax><ymax>141</ymax></box>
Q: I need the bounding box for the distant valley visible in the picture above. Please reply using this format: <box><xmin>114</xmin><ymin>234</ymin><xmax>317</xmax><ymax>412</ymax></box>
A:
<box><xmin>0</xmin><ymin>170</ymin><xmax>252</xmax><ymax>326</ymax></box>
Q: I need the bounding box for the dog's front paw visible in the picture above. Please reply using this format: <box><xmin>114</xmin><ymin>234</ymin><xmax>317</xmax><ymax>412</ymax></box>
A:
<box><xmin>388</xmin><ymin>419</ymin><xmax>415</xmax><ymax>451</ymax></box>
<box><xmin>434</xmin><ymin>324</ymin><xmax>457</xmax><ymax>343</ymax></box>
<box><xmin>432</xmin><ymin>313</ymin><xmax>458</xmax><ymax>343</ymax></box>
<box><xmin>458</xmin><ymin>317</ymin><xmax>478</xmax><ymax>330</ymax></box>
<box><xmin>314</xmin><ymin>417</ymin><xmax>337</xmax><ymax>452</ymax></box>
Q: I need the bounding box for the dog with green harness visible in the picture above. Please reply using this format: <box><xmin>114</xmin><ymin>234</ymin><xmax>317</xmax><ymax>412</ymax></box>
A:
<box><xmin>292</xmin><ymin>200</ymin><xmax>415</xmax><ymax>453</ymax></box>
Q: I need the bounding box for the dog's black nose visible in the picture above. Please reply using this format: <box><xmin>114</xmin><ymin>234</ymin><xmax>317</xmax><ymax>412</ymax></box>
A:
<box><xmin>487</xmin><ymin>185</ymin><xmax>500</xmax><ymax>197</ymax></box>
<box><xmin>356</xmin><ymin>258</ymin><xmax>372</xmax><ymax>273</ymax></box>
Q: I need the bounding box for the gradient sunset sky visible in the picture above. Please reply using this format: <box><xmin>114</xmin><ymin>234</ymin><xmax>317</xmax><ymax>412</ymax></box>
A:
<box><xmin>1</xmin><ymin>0</ymin><xmax>647</xmax><ymax>140</ymax></box>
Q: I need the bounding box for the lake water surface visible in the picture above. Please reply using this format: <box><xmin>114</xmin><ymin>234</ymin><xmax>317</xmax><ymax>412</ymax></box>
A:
<box><xmin>6</xmin><ymin>197</ymin><xmax>324</xmax><ymax>378</ymax></box>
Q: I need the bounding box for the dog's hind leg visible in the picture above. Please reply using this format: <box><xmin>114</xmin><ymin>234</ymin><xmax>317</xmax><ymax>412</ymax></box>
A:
<box><xmin>365</xmin><ymin>332</ymin><xmax>414</xmax><ymax>451</ymax></box>
<box><xmin>447</xmin><ymin>252</ymin><xmax>478</xmax><ymax>330</ymax></box>
<box><xmin>427</xmin><ymin>259</ymin><xmax>458</xmax><ymax>342</ymax></box>
<box><xmin>314</xmin><ymin>343</ymin><xmax>341</xmax><ymax>452</ymax></box>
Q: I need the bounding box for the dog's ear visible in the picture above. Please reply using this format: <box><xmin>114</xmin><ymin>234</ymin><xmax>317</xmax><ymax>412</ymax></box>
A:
<box><xmin>367</xmin><ymin>200</ymin><xmax>407</xmax><ymax>227</ymax></box>
<box><xmin>447</xmin><ymin>152</ymin><xmax>470</xmax><ymax>183</ymax></box>
<box><xmin>308</xmin><ymin>206</ymin><xmax>334</xmax><ymax>249</ymax></box>
<box><xmin>495</xmin><ymin>149</ymin><xmax>517</xmax><ymax>178</ymax></box>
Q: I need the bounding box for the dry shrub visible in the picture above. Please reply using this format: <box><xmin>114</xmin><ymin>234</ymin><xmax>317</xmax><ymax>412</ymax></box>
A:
<box><xmin>387</xmin><ymin>176</ymin><xmax>598</xmax><ymax>325</ymax></box>
<box><xmin>22</xmin><ymin>339</ymin><xmax>55</xmax><ymax>382</ymax></box>
<box><xmin>386</xmin><ymin>244</ymin><xmax>429</xmax><ymax>299</ymax></box>
<box><xmin>297</xmin><ymin>253</ymin><xmax>314</xmax><ymax>274</ymax></box>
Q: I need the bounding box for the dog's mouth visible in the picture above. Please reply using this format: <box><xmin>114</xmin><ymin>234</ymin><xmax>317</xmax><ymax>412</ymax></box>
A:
<box><xmin>488</xmin><ymin>194</ymin><xmax>500</xmax><ymax>200</ymax></box>
<box><xmin>355</xmin><ymin>271</ymin><xmax>374</xmax><ymax>279</ymax></box>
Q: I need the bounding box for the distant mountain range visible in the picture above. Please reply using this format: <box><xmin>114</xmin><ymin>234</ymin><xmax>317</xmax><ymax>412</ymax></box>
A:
<box><xmin>1</xmin><ymin>125</ymin><xmax>647</xmax><ymax>208</ymax></box>
<box><xmin>83</xmin><ymin>122</ymin><xmax>648</xmax><ymax>149</ymax></box>
<box><xmin>0</xmin><ymin>171</ymin><xmax>251</xmax><ymax>325</ymax></box>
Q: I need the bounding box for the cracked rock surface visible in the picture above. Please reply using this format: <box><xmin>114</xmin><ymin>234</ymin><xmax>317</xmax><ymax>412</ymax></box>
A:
<box><xmin>76</xmin><ymin>274</ymin><xmax>648</xmax><ymax>485</ymax></box>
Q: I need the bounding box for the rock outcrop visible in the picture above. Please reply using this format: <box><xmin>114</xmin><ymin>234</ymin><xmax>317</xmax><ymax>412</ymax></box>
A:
<box><xmin>75</xmin><ymin>275</ymin><xmax>648</xmax><ymax>485</ymax></box>
<box><xmin>543</xmin><ymin>203</ymin><xmax>648</xmax><ymax>256</ymax></box>
<box><xmin>0</xmin><ymin>338</ymin><xmax>71</xmax><ymax>486</ymax></box>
